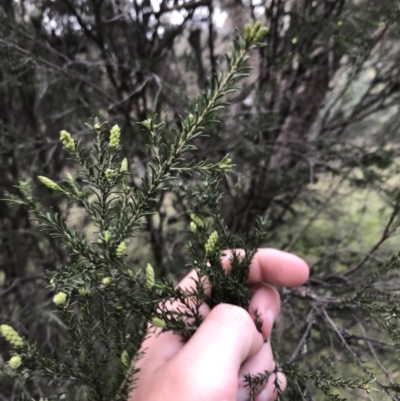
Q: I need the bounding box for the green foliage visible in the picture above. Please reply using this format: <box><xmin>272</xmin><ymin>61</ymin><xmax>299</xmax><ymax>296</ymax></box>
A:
<box><xmin>0</xmin><ymin>24</ymin><xmax>276</xmax><ymax>401</ymax></box>
<box><xmin>3</xmin><ymin>3</ymin><xmax>400</xmax><ymax>399</ymax></box>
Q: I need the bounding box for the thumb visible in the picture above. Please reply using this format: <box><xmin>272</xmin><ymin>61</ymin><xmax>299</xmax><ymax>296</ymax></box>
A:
<box><xmin>171</xmin><ymin>304</ymin><xmax>264</xmax><ymax>398</ymax></box>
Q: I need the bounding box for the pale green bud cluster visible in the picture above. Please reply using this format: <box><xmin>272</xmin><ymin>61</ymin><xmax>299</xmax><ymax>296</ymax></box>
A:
<box><xmin>0</xmin><ymin>325</ymin><xmax>24</xmax><ymax>348</ymax></box>
<box><xmin>53</xmin><ymin>292</ymin><xmax>67</xmax><ymax>305</ymax></box>
<box><xmin>9</xmin><ymin>355</ymin><xmax>22</xmax><ymax>370</ymax></box>
<box><xmin>146</xmin><ymin>263</ymin><xmax>155</xmax><ymax>290</ymax></box>
<box><xmin>205</xmin><ymin>231</ymin><xmax>219</xmax><ymax>254</ymax></box>
<box><xmin>190</xmin><ymin>222</ymin><xmax>197</xmax><ymax>233</ymax></box>
<box><xmin>94</xmin><ymin>123</ymin><xmax>101</xmax><ymax>131</ymax></box>
<box><xmin>79</xmin><ymin>288</ymin><xmax>91</xmax><ymax>296</ymax></box>
<box><xmin>116</xmin><ymin>241</ymin><xmax>127</xmax><ymax>258</ymax></box>
<box><xmin>38</xmin><ymin>176</ymin><xmax>63</xmax><ymax>192</ymax></box>
<box><xmin>59</xmin><ymin>130</ymin><xmax>76</xmax><ymax>154</ymax></box>
<box><xmin>105</xmin><ymin>168</ymin><xmax>116</xmax><ymax>180</ymax></box>
<box><xmin>141</xmin><ymin>119</ymin><xmax>152</xmax><ymax>131</ymax></box>
<box><xmin>109</xmin><ymin>125</ymin><xmax>121</xmax><ymax>148</ymax></box>
<box><xmin>151</xmin><ymin>317</ymin><xmax>166</xmax><ymax>329</ymax></box>
<box><xmin>101</xmin><ymin>277</ymin><xmax>111</xmax><ymax>286</ymax></box>
<box><xmin>120</xmin><ymin>158</ymin><xmax>128</xmax><ymax>173</ymax></box>
<box><xmin>244</xmin><ymin>21</ymin><xmax>268</xmax><ymax>43</ymax></box>
<box><xmin>219</xmin><ymin>157</ymin><xmax>232</xmax><ymax>173</ymax></box>
<box><xmin>121</xmin><ymin>350</ymin><xmax>130</xmax><ymax>370</ymax></box>
<box><xmin>187</xmin><ymin>113</ymin><xmax>195</xmax><ymax>125</ymax></box>
<box><xmin>103</xmin><ymin>231</ymin><xmax>111</xmax><ymax>243</ymax></box>
<box><xmin>190</xmin><ymin>214</ymin><xmax>204</xmax><ymax>228</ymax></box>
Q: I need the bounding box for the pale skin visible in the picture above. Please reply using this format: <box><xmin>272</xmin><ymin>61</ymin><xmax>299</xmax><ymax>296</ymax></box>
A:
<box><xmin>130</xmin><ymin>249</ymin><xmax>309</xmax><ymax>401</ymax></box>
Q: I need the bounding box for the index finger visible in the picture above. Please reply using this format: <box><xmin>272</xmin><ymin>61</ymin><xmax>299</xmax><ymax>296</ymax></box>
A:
<box><xmin>178</xmin><ymin>248</ymin><xmax>309</xmax><ymax>293</ymax></box>
<box><xmin>221</xmin><ymin>248</ymin><xmax>309</xmax><ymax>287</ymax></box>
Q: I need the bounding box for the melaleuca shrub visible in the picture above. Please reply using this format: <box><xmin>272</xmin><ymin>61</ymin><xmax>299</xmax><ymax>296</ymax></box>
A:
<box><xmin>2</xmin><ymin>19</ymin><xmax>400</xmax><ymax>401</ymax></box>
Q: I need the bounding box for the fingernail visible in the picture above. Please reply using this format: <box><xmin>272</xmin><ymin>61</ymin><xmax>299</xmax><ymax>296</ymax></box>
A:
<box><xmin>237</xmin><ymin>387</ymin><xmax>249</xmax><ymax>401</ymax></box>
<box><xmin>259</xmin><ymin>388</ymin><xmax>270</xmax><ymax>401</ymax></box>
<box><xmin>266</xmin><ymin>309</ymin><xmax>277</xmax><ymax>328</ymax></box>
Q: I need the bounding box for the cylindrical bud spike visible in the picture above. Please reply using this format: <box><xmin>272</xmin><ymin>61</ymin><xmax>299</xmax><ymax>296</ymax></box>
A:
<box><xmin>38</xmin><ymin>176</ymin><xmax>63</xmax><ymax>192</ymax></box>
<box><xmin>190</xmin><ymin>214</ymin><xmax>204</xmax><ymax>228</ymax></box>
<box><xmin>103</xmin><ymin>231</ymin><xmax>111</xmax><ymax>243</ymax></box>
<box><xmin>109</xmin><ymin>125</ymin><xmax>121</xmax><ymax>149</ymax></box>
<box><xmin>205</xmin><ymin>231</ymin><xmax>219</xmax><ymax>254</ymax></box>
<box><xmin>146</xmin><ymin>263</ymin><xmax>155</xmax><ymax>290</ymax></box>
<box><xmin>120</xmin><ymin>158</ymin><xmax>128</xmax><ymax>173</ymax></box>
<box><xmin>116</xmin><ymin>241</ymin><xmax>127</xmax><ymax>258</ymax></box>
<box><xmin>0</xmin><ymin>325</ymin><xmax>24</xmax><ymax>348</ymax></box>
<box><xmin>59</xmin><ymin>130</ymin><xmax>76</xmax><ymax>154</ymax></box>
<box><xmin>9</xmin><ymin>355</ymin><xmax>22</xmax><ymax>370</ymax></box>
<box><xmin>121</xmin><ymin>350</ymin><xmax>130</xmax><ymax>370</ymax></box>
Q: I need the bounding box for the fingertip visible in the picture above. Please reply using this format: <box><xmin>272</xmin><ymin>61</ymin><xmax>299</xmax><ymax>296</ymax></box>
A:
<box><xmin>248</xmin><ymin>285</ymin><xmax>280</xmax><ymax>339</ymax></box>
<box><xmin>255</xmin><ymin>249</ymin><xmax>309</xmax><ymax>287</ymax></box>
<box><xmin>288</xmin><ymin>254</ymin><xmax>309</xmax><ymax>286</ymax></box>
<box><xmin>266</xmin><ymin>370</ymin><xmax>286</xmax><ymax>400</ymax></box>
<box><xmin>177</xmin><ymin>304</ymin><xmax>263</xmax><ymax>373</ymax></box>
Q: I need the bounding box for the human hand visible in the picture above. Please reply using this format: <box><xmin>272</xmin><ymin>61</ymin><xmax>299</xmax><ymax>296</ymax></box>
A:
<box><xmin>130</xmin><ymin>248</ymin><xmax>309</xmax><ymax>401</ymax></box>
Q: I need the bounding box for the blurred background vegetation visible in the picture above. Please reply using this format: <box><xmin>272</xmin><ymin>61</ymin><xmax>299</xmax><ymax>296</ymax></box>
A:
<box><xmin>2</xmin><ymin>0</ymin><xmax>400</xmax><ymax>399</ymax></box>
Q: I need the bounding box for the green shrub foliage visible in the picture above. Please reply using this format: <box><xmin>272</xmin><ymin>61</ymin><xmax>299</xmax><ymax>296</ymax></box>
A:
<box><xmin>2</xmin><ymin>21</ymin><xmax>400</xmax><ymax>401</ymax></box>
<box><xmin>1</xmin><ymin>23</ymin><xmax>272</xmax><ymax>401</ymax></box>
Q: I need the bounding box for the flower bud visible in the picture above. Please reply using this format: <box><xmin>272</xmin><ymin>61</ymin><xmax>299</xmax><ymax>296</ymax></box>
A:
<box><xmin>190</xmin><ymin>214</ymin><xmax>204</xmax><ymax>228</ymax></box>
<box><xmin>120</xmin><ymin>158</ymin><xmax>128</xmax><ymax>173</ymax></box>
<box><xmin>109</xmin><ymin>125</ymin><xmax>121</xmax><ymax>149</ymax></box>
<box><xmin>0</xmin><ymin>325</ymin><xmax>24</xmax><ymax>348</ymax></box>
<box><xmin>116</xmin><ymin>242</ymin><xmax>127</xmax><ymax>258</ymax></box>
<box><xmin>38</xmin><ymin>176</ymin><xmax>63</xmax><ymax>192</ymax></box>
<box><xmin>59</xmin><ymin>130</ymin><xmax>76</xmax><ymax>153</ymax></box>
<box><xmin>151</xmin><ymin>317</ymin><xmax>166</xmax><ymax>329</ymax></box>
<box><xmin>66</xmin><ymin>173</ymin><xmax>75</xmax><ymax>183</ymax></box>
<box><xmin>254</xmin><ymin>27</ymin><xmax>268</xmax><ymax>41</ymax></box>
<box><xmin>53</xmin><ymin>292</ymin><xmax>67</xmax><ymax>306</ymax></box>
<box><xmin>101</xmin><ymin>277</ymin><xmax>111</xmax><ymax>286</ymax></box>
<box><xmin>219</xmin><ymin>156</ymin><xmax>233</xmax><ymax>173</ymax></box>
<box><xmin>146</xmin><ymin>263</ymin><xmax>155</xmax><ymax>290</ymax></box>
<box><xmin>190</xmin><ymin>222</ymin><xmax>197</xmax><ymax>233</ymax></box>
<box><xmin>79</xmin><ymin>288</ymin><xmax>91</xmax><ymax>296</ymax></box>
<box><xmin>244</xmin><ymin>23</ymin><xmax>252</xmax><ymax>39</ymax></box>
<box><xmin>9</xmin><ymin>355</ymin><xmax>22</xmax><ymax>370</ymax></box>
<box><xmin>205</xmin><ymin>231</ymin><xmax>219</xmax><ymax>254</ymax></box>
<box><xmin>103</xmin><ymin>231</ymin><xmax>111</xmax><ymax>243</ymax></box>
<box><xmin>121</xmin><ymin>350</ymin><xmax>130</xmax><ymax>370</ymax></box>
<box><xmin>105</xmin><ymin>168</ymin><xmax>115</xmax><ymax>180</ymax></box>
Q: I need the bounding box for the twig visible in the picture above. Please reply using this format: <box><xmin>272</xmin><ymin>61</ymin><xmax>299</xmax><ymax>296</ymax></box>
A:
<box><xmin>287</xmin><ymin>308</ymin><xmax>316</xmax><ymax>364</ymax></box>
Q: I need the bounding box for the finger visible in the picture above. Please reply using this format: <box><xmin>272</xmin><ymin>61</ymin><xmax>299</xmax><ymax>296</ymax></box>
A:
<box><xmin>137</xmin><ymin>268</ymin><xmax>212</xmax><ymax>373</ymax></box>
<box><xmin>171</xmin><ymin>303</ymin><xmax>264</xmax><ymax>397</ymax></box>
<box><xmin>237</xmin><ymin>341</ymin><xmax>275</xmax><ymax>401</ymax></box>
<box><xmin>178</xmin><ymin>247</ymin><xmax>309</xmax><ymax>295</ymax></box>
<box><xmin>264</xmin><ymin>370</ymin><xmax>287</xmax><ymax>401</ymax></box>
<box><xmin>247</xmin><ymin>284</ymin><xmax>280</xmax><ymax>339</ymax></box>
<box><xmin>222</xmin><ymin>248</ymin><xmax>309</xmax><ymax>287</ymax></box>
